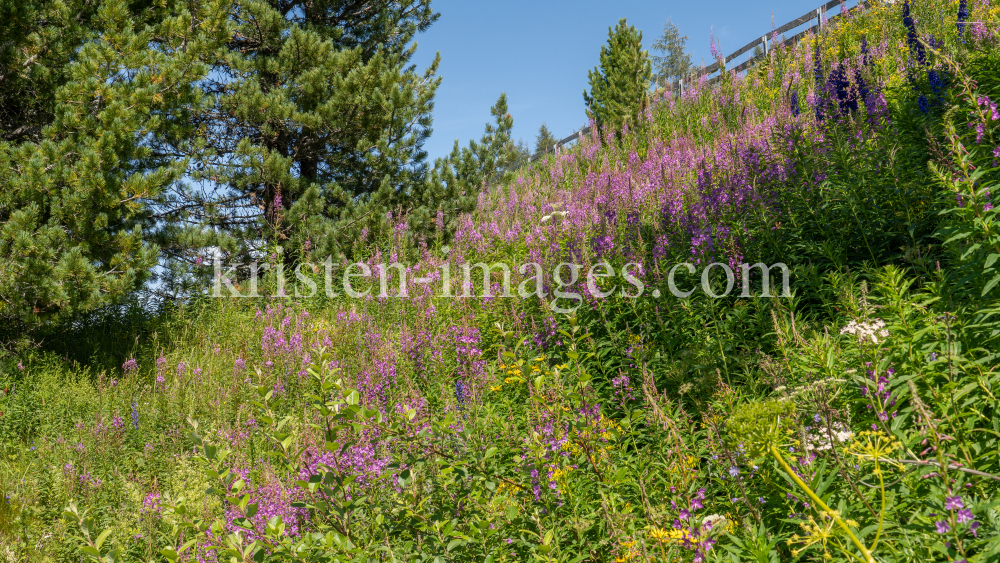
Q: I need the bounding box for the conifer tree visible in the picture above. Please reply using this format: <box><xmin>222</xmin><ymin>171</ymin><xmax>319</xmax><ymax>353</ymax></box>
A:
<box><xmin>535</xmin><ymin>123</ymin><xmax>559</xmax><ymax>155</ymax></box>
<box><xmin>416</xmin><ymin>93</ymin><xmax>523</xmax><ymax>235</ymax></box>
<box><xmin>583</xmin><ymin>18</ymin><xmax>653</xmax><ymax>136</ymax></box>
<box><xmin>651</xmin><ymin>19</ymin><xmax>692</xmax><ymax>87</ymax></box>
<box><xmin>152</xmin><ymin>0</ymin><xmax>445</xmax><ymax>280</ymax></box>
<box><xmin>0</xmin><ymin>0</ymin><xmax>229</xmax><ymax>327</ymax></box>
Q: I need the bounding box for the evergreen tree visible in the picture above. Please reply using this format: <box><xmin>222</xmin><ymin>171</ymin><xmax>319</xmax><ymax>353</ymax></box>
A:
<box><xmin>651</xmin><ymin>19</ymin><xmax>692</xmax><ymax>87</ymax></box>
<box><xmin>512</xmin><ymin>139</ymin><xmax>532</xmax><ymax>168</ymax></box>
<box><xmin>583</xmin><ymin>19</ymin><xmax>652</xmax><ymax>135</ymax></box>
<box><xmin>535</xmin><ymin>123</ymin><xmax>559</xmax><ymax>155</ymax></box>
<box><xmin>1</xmin><ymin>0</ymin><xmax>87</xmax><ymax>144</ymax></box>
<box><xmin>418</xmin><ymin>93</ymin><xmax>524</xmax><ymax>235</ymax></box>
<box><xmin>0</xmin><ymin>0</ymin><xmax>228</xmax><ymax>327</ymax></box>
<box><xmin>151</xmin><ymin>0</ymin><xmax>444</xmax><ymax>284</ymax></box>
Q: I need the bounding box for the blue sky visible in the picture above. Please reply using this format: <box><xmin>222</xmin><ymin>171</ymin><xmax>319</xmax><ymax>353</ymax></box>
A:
<box><xmin>410</xmin><ymin>0</ymin><xmax>858</xmax><ymax>161</ymax></box>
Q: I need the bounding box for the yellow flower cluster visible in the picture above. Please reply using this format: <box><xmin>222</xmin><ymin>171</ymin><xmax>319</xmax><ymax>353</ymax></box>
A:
<box><xmin>488</xmin><ymin>480</ymin><xmax>523</xmax><ymax>512</ymax></box>
<box><xmin>846</xmin><ymin>430</ymin><xmax>902</xmax><ymax>472</ymax></box>
<box><xmin>613</xmin><ymin>541</ymin><xmax>641</xmax><ymax>562</ymax></box>
<box><xmin>647</xmin><ymin>525</ymin><xmax>692</xmax><ymax>545</ymax></box>
<box><xmin>492</xmin><ymin>358</ymin><xmax>567</xmax><ymax>392</ymax></box>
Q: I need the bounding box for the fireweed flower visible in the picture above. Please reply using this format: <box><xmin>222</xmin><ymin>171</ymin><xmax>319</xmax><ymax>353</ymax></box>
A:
<box><xmin>935</xmin><ymin>520</ymin><xmax>951</xmax><ymax>534</ymax></box>
<box><xmin>957</xmin><ymin>509</ymin><xmax>975</xmax><ymax>524</ymax></box>
<box><xmin>945</xmin><ymin>496</ymin><xmax>964</xmax><ymax>510</ymax></box>
<box><xmin>140</xmin><ymin>492</ymin><xmax>161</xmax><ymax>519</ymax></box>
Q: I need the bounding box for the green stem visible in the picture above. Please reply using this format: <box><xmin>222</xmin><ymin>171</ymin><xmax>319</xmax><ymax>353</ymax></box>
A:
<box><xmin>769</xmin><ymin>446</ymin><xmax>874</xmax><ymax>563</ymax></box>
<box><xmin>870</xmin><ymin>464</ymin><xmax>885</xmax><ymax>551</ymax></box>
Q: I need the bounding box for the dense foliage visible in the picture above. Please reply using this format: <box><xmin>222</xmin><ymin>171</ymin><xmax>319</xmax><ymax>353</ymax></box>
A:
<box><xmin>0</xmin><ymin>0</ymin><xmax>230</xmax><ymax>328</ymax></box>
<box><xmin>2</xmin><ymin>1</ymin><xmax>1000</xmax><ymax>562</ymax></box>
<box><xmin>0</xmin><ymin>0</ymin><xmax>524</xmax><ymax>314</ymax></box>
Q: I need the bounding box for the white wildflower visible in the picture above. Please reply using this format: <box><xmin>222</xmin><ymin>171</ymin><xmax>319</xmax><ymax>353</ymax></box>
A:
<box><xmin>805</xmin><ymin>421</ymin><xmax>855</xmax><ymax>451</ymax></box>
<box><xmin>839</xmin><ymin>319</ymin><xmax>889</xmax><ymax>344</ymax></box>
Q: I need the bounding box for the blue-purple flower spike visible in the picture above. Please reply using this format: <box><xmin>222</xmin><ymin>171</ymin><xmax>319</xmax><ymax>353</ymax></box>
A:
<box><xmin>902</xmin><ymin>1</ymin><xmax>926</xmax><ymax>66</ymax></box>
<box><xmin>958</xmin><ymin>0</ymin><xmax>969</xmax><ymax>39</ymax></box>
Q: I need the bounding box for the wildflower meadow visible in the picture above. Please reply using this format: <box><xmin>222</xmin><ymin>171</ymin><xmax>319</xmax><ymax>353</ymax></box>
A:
<box><xmin>3</xmin><ymin>0</ymin><xmax>1000</xmax><ymax>561</ymax></box>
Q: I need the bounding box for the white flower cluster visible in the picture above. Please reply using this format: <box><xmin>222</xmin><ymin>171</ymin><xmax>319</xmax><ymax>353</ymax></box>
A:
<box><xmin>840</xmin><ymin>318</ymin><xmax>889</xmax><ymax>344</ymax></box>
<box><xmin>805</xmin><ymin>421</ymin><xmax>855</xmax><ymax>452</ymax></box>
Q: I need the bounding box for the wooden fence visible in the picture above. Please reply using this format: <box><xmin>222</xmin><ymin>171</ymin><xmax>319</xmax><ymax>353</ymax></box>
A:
<box><xmin>526</xmin><ymin>0</ymin><xmax>877</xmax><ymax>164</ymax></box>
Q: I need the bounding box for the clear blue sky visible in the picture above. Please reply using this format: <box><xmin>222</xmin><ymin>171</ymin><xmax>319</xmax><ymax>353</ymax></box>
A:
<box><xmin>411</xmin><ymin>0</ymin><xmax>859</xmax><ymax>161</ymax></box>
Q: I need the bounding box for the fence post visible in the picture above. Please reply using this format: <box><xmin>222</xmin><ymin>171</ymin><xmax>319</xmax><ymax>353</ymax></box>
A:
<box><xmin>817</xmin><ymin>8</ymin><xmax>823</xmax><ymax>30</ymax></box>
<box><xmin>762</xmin><ymin>35</ymin><xmax>768</xmax><ymax>55</ymax></box>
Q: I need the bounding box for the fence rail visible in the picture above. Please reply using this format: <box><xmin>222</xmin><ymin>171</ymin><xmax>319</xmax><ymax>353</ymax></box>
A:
<box><xmin>526</xmin><ymin>0</ymin><xmax>877</xmax><ymax>164</ymax></box>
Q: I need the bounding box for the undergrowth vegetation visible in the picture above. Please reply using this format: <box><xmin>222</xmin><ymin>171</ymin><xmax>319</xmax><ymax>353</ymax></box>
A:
<box><xmin>3</xmin><ymin>0</ymin><xmax>1000</xmax><ymax>561</ymax></box>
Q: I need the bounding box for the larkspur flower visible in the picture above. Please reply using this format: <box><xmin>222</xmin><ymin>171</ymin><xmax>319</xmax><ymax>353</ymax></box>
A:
<box><xmin>902</xmin><ymin>1</ymin><xmax>926</xmax><ymax>66</ymax></box>
<box><xmin>928</xmin><ymin>70</ymin><xmax>942</xmax><ymax>95</ymax></box>
<box><xmin>958</xmin><ymin>0</ymin><xmax>969</xmax><ymax>38</ymax></box>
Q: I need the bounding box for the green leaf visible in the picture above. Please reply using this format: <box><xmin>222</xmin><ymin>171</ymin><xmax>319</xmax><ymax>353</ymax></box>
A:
<box><xmin>94</xmin><ymin>529</ymin><xmax>112</xmax><ymax>550</ymax></box>
<box><xmin>985</xmin><ymin>253</ymin><xmax>1000</xmax><ymax>269</ymax></box>
<box><xmin>984</xmin><ymin>273</ymin><xmax>1000</xmax><ymax>296</ymax></box>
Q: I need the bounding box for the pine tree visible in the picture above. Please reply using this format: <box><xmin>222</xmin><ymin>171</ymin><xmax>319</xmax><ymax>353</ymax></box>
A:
<box><xmin>651</xmin><ymin>19</ymin><xmax>692</xmax><ymax>87</ymax></box>
<box><xmin>151</xmin><ymin>0</ymin><xmax>444</xmax><ymax>284</ymax></box>
<box><xmin>535</xmin><ymin>123</ymin><xmax>559</xmax><ymax>155</ymax></box>
<box><xmin>583</xmin><ymin>19</ymin><xmax>653</xmax><ymax>136</ymax></box>
<box><xmin>1</xmin><ymin>0</ymin><xmax>87</xmax><ymax>144</ymax></box>
<box><xmin>418</xmin><ymin>93</ymin><xmax>524</xmax><ymax>234</ymax></box>
<box><xmin>0</xmin><ymin>0</ymin><xmax>229</xmax><ymax>328</ymax></box>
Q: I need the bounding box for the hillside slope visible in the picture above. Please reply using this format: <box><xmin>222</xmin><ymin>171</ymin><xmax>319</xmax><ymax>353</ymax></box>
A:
<box><xmin>3</xmin><ymin>1</ymin><xmax>1000</xmax><ymax>561</ymax></box>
